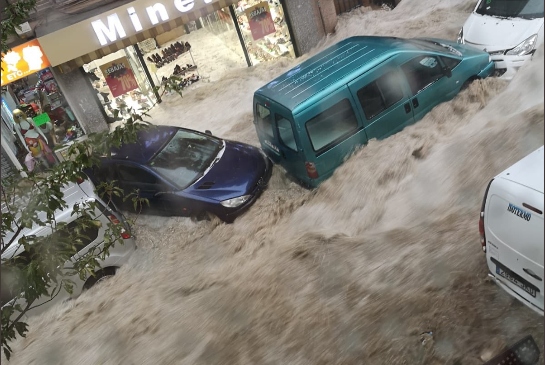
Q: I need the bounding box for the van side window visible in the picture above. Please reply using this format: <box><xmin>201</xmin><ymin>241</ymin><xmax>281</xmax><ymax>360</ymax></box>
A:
<box><xmin>256</xmin><ymin>104</ymin><xmax>273</xmax><ymax>138</ymax></box>
<box><xmin>401</xmin><ymin>55</ymin><xmax>443</xmax><ymax>95</ymax></box>
<box><xmin>305</xmin><ymin>99</ymin><xmax>359</xmax><ymax>154</ymax></box>
<box><xmin>276</xmin><ymin>115</ymin><xmax>297</xmax><ymax>151</ymax></box>
<box><xmin>441</xmin><ymin>56</ymin><xmax>461</xmax><ymax>70</ymax></box>
<box><xmin>357</xmin><ymin>71</ymin><xmax>404</xmax><ymax>119</ymax></box>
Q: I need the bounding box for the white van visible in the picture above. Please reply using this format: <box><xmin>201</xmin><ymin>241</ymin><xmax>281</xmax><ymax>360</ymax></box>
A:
<box><xmin>479</xmin><ymin>146</ymin><xmax>544</xmax><ymax>315</ymax></box>
<box><xmin>458</xmin><ymin>0</ymin><xmax>544</xmax><ymax>80</ymax></box>
<box><xmin>1</xmin><ymin>179</ymin><xmax>137</xmax><ymax>320</ymax></box>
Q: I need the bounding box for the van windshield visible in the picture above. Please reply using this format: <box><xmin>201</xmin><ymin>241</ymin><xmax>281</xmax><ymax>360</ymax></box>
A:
<box><xmin>476</xmin><ymin>0</ymin><xmax>543</xmax><ymax>19</ymax></box>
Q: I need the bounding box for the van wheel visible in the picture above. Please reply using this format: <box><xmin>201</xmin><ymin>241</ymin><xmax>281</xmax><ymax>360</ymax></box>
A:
<box><xmin>83</xmin><ymin>267</ymin><xmax>117</xmax><ymax>291</ymax></box>
<box><xmin>461</xmin><ymin>76</ymin><xmax>479</xmax><ymax>91</ymax></box>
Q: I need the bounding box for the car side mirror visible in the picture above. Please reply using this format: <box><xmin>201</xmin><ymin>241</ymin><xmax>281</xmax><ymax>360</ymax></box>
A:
<box><xmin>205</xmin><ymin>130</ymin><xmax>212</xmax><ymax>136</ymax></box>
<box><xmin>443</xmin><ymin>66</ymin><xmax>452</xmax><ymax>78</ymax></box>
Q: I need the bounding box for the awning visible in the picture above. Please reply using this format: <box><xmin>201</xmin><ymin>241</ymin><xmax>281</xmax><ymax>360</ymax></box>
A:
<box><xmin>37</xmin><ymin>0</ymin><xmax>239</xmax><ymax>71</ymax></box>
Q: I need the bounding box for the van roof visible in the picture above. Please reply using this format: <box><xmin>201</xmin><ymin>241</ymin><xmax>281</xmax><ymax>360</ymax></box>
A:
<box><xmin>497</xmin><ymin>146</ymin><xmax>544</xmax><ymax>194</ymax></box>
<box><xmin>255</xmin><ymin>36</ymin><xmax>422</xmax><ymax>114</ymax></box>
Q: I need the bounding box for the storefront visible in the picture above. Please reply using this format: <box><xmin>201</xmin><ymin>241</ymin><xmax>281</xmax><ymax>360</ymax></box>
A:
<box><xmin>1</xmin><ymin>40</ymin><xmax>87</xmax><ymax>175</ymax></box>
<box><xmin>34</xmin><ymin>0</ymin><xmax>299</xmax><ymax>122</ymax></box>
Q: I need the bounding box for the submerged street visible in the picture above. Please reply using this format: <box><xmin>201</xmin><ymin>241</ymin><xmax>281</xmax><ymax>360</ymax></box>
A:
<box><xmin>3</xmin><ymin>1</ymin><xmax>544</xmax><ymax>364</ymax></box>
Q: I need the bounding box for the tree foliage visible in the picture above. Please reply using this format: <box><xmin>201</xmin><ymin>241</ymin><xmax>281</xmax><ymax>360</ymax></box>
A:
<box><xmin>1</xmin><ymin>0</ymin><xmax>38</xmax><ymax>55</ymax></box>
<box><xmin>0</xmin><ymin>1</ymin><xmax>187</xmax><ymax>353</ymax></box>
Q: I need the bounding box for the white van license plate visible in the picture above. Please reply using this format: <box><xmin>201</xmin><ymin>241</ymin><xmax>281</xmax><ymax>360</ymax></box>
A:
<box><xmin>496</xmin><ymin>267</ymin><xmax>536</xmax><ymax>297</ymax></box>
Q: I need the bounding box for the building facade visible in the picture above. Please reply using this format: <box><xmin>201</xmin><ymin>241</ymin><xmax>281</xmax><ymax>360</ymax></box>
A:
<box><xmin>1</xmin><ymin>0</ymin><xmax>337</xmax><ymax>177</ymax></box>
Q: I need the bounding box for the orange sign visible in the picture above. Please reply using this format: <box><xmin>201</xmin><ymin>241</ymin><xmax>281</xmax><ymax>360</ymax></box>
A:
<box><xmin>1</xmin><ymin>39</ymin><xmax>51</xmax><ymax>86</ymax></box>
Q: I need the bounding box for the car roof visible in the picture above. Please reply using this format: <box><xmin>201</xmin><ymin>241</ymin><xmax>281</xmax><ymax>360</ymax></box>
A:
<box><xmin>254</xmin><ymin>36</ymin><xmax>424</xmax><ymax>113</ymax></box>
<box><xmin>109</xmin><ymin>125</ymin><xmax>177</xmax><ymax>164</ymax></box>
<box><xmin>497</xmin><ymin>146</ymin><xmax>544</xmax><ymax>194</ymax></box>
<box><xmin>1</xmin><ymin>180</ymin><xmax>98</xmax><ymax>259</ymax></box>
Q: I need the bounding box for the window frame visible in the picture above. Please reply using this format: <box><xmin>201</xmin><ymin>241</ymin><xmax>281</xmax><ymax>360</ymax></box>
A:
<box><xmin>304</xmin><ymin>98</ymin><xmax>360</xmax><ymax>156</ymax></box>
<box><xmin>356</xmin><ymin>70</ymin><xmax>404</xmax><ymax>120</ymax></box>
<box><xmin>440</xmin><ymin>56</ymin><xmax>461</xmax><ymax>71</ymax></box>
<box><xmin>275</xmin><ymin>114</ymin><xmax>298</xmax><ymax>152</ymax></box>
<box><xmin>255</xmin><ymin>103</ymin><xmax>274</xmax><ymax>139</ymax></box>
<box><xmin>400</xmin><ymin>55</ymin><xmax>445</xmax><ymax>95</ymax></box>
<box><xmin>118</xmin><ymin>164</ymin><xmax>159</xmax><ymax>185</ymax></box>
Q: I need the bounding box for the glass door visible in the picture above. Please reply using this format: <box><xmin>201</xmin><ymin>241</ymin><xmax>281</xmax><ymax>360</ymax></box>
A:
<box><xmin>233</xmin><ymin>1</ymin><xmax>295</xmax><ymax>66</ymax></box>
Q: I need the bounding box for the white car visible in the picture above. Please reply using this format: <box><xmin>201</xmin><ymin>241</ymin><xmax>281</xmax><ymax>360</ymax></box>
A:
<box><xmin>1</xmin><ymin>179</ymin><xmax>137</xmax><ymax>320</ymax></box>
<box><xmin>480</xmin><ymin>146</ymin><xmax>544</xmax><ymax>315</ymax></box>
<box><xmin>458</xmin><ymin>0</ymin><xmax>544</xmax><ymax>80</ymax></box>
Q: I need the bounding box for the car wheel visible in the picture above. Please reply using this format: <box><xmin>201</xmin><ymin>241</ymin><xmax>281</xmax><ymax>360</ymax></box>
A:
<box><xmin>83</xmin><ymin>267</ymin><xmax>117</xmax><ymax>291</ymax></box>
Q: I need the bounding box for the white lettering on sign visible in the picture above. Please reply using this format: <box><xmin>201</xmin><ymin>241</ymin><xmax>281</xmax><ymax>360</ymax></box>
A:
<box><xmin>127</xmin><ymin>7</ymin><xmax>143</xmax><ymax>32</ymax></box>
<box><xmin>174</xmin><ymin>0</ymin><xmax>195</xmax><ymax>12</ymax></box>
<box><xmin>92</xmin><ymin>0</ymin><xmax>218</xmax><ymax>46</ymax></box>
<box><xmin>146</xmin><ymin>3</ymin><xmax>170</xmax><ymax>25</ymax></box>
<box><xmin>91</xmin><ymin>14</ymin><xmax>126</xmax><ymax>46</ymax></box>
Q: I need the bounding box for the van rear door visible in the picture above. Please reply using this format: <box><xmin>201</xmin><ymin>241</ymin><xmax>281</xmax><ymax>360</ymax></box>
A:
<box><xmin>295</xmin><ymin>86</ymin><xmax>367</xmax><ymax>184</ymax></box>
<box><xmin>485</xmin><ymin>177</ymin><xmax>544</xmax><ymax>313</ymax></box>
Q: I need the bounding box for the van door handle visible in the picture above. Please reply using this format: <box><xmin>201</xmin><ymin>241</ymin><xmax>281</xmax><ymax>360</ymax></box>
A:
<box><xmin>523</xmin><ymin>268</ymin><xmax>542</xmax><ymax>281</ymax></box>
<box><xmin>412</xmin><ymin>98</ymin><xmax>419</xmax><ymax>108</ymax></box>
<box><xmin>404</xmin><ymin>102</ymin><xmax>411</xmax><ymax>113</ymax></box>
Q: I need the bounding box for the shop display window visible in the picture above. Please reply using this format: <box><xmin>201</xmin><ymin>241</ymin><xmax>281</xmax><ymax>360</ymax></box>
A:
<box><xmin>234</xmin><ymin>0</ymin><xmax>295</xmax><ymax>65</ymax></box>
<box><xmin>84</xmin><ymin>47</ymin><xmax>157</xmax><ymax>124</ymax></box>
<box><xmin>3</xmin><ymin>67</ymin><xmax>86</xmax><ymax>172</ymax></box>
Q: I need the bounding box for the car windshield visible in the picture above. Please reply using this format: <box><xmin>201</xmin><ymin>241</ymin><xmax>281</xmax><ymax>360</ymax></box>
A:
<box><xmin>149</xmin><ymin>129</ymin><xmax>222</xmax><ymax>189</ymax></box>
<box><xmin>476</xmin><ymin>0</ymin><xmax>544</xmax><ymax>19</ymax></box>
<box><xmin>408</xmin><ymin>39</ymin><xmax>462</xmax><ymax>57</ymax></box>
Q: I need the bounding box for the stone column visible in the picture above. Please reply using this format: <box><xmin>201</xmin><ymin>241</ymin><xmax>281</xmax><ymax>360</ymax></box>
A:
<box><xmin>282</xmin><ymin>0</ymin><xmax>338</xmax><ymax>56</ymax></box>
<box><xmin>51</xmin><ymin>66</ymin><xmax>109</xmax><ymax>135</ymax></box>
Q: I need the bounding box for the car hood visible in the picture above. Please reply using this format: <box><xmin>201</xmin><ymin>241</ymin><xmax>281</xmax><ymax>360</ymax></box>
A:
<box><xmin>463</xmin><ymin>13</ymin><xmax>543</xmax><ymax>51</ymax></box>
<box><xmin>184</xmin><ymin>140</ymin><xmax>267</xmax><ymax>201</ymax></box>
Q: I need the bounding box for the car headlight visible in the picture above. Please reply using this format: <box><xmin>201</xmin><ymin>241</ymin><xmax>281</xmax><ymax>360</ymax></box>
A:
<box><xmin>506</xmin><ymin>34</ymin><xmax>538</xmax><ymax>56</ymax></box>
<box><xmin>221</xmin><ymin>195</ymin><xmax>252</xmax><ymax>208</ymax></box>
<box><xmin>457</xmin><ymin>28</ymin><xmax>464</xmax><ymax>44</ymax></box>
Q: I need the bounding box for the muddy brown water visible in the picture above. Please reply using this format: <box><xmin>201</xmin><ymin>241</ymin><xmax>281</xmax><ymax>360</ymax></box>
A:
<box><xmin>5</xmin><ymin>2</ymin><xmax>544</xmax><ymax>364</ymax></box>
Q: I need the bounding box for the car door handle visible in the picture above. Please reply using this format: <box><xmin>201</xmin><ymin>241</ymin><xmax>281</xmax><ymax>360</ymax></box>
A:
<box><xmin>404</xmin><ymin>102</ymin><xmax>411</xmax><ymax>114</ymax></box>
<box><xmin>412</xmin><ymin>98</ymin><xmax>419</xmax><ymax>108</ymax></box>
<box><xmin>523</xmin><ymin>268</ymin><xmax>542</xmax><ymax>281</ymax></box>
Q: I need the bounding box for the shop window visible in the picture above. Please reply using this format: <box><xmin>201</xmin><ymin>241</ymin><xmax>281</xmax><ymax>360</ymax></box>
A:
<box><xmin>357</xmin><ymin>71</ymin><xmax>404</xmax><ymax>120</ymax></box>
<box><xmin>5</xmin><ymin>67</ymin><xmax>86</xmax><ymax>172</ymax></box>
<box><xmin>276</xmin><ymin>114</ymin><xmax>297</xmax><ymax>151</ymax></box>
<box><xmin>305</xmin><ymin>99</ymin><xmax>359</xmax><ymax>154</ymax></box>
<box><xmin>233</xmin><ymin>1</ymin><xmax>295</xmax><ymax>65</ymax></box>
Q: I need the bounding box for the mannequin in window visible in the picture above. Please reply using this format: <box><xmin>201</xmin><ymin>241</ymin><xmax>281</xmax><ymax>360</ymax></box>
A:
<box><xmin>13</xmin><ymin>109</ymin><xmax>56</xmax><ymax>167</ymax></box>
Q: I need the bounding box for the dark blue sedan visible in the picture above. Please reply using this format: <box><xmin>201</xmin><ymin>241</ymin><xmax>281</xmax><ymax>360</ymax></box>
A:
<box><xmin>88</xmin><ymin>125</ymin><xmax>273</xmax><ymax>223</ymax></box>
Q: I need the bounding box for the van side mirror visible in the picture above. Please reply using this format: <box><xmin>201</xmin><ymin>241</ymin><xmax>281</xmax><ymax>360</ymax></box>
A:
<box><xmin>205</xmin><ymin>130</ymin><xmax>212</xmax><ymax>136</ymax></box>
<box><xmin>443</xmin><ymin>66</ymin><xmax>452</xmax><ymax>78</ymax></box>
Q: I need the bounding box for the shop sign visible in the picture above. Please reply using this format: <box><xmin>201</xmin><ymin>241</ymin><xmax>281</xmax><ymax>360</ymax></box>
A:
<box><xmin>32</xmin><ymin>113</ymin><xmax>51</xmax><ymax>127</ymax></box>
<box><xmin>1</xmin><ymin>39</ymin><xmax>51</xmax><ymax>86</ymax></box>
<box><xmin>91</xmin><ymin>0</ymin><xmax>214</xmax><ymax>46</ymax></box>
<box><xmin>245</xmin><ymin>2</ymin><xmax>275</xmax><ymax>41</ymax></box>
<box><xmin>99</xmin><ymin>56</ymin><xmax>139</xmax><ymax>98</ymax></box>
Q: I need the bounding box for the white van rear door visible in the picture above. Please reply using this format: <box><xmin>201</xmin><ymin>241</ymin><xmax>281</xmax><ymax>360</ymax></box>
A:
<box><xmin>485</xmin><ymin>177</ymin><xmax>544</xmax><ymax>311</ymax></box>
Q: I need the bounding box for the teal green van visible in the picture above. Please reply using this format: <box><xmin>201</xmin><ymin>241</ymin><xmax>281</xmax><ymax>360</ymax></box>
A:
<box><xmin>253</xmin><ymin>36</ymin><xmax>494</xmax><ymax>188</ymax></box>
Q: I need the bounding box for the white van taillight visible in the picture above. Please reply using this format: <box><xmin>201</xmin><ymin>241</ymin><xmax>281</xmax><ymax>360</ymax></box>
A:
<box><xmin>77</xmin><ymin>177</ymin><xmax>84</xmax><ymax>184</ymax></box>
<box><xmin>305</xmin><ymin>162</ymin><xmax>319</xmax><ymax>179</ymax></box>
<box><xmin>479</xmin><ymin>179</ymin><xmax>494</xmax><ymax>253</ymax></box>
<box><xmin>109</xmin><ymin>215</ymin><xmax>131</xmax><ymax>239</ymax></box>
